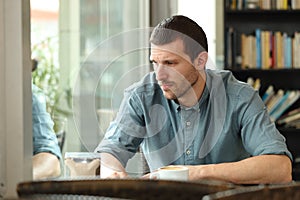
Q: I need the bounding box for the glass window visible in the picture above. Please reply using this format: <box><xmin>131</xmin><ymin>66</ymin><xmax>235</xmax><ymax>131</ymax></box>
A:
<box><xmin>73</xmin><ymin>0</ymin><xmax>150</xmax><ymax>151</ymax></box>
<box><xmin>31</xmin><ymin>0</ymin><xmax>151</xmax><ymax>152</ymax></box>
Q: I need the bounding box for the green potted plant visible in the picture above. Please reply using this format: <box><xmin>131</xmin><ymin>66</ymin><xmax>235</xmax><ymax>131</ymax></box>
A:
<box><xmin>31</xmin><ymin>36</ymin><xmax>72</xmax><ymax>150</ymax></box>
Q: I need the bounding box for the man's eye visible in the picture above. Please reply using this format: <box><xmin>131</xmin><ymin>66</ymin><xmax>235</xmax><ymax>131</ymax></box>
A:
<box><xmin>165</xmin><ymin>61</ymin><xmax>174</xmax><ymax>65</ymax></box>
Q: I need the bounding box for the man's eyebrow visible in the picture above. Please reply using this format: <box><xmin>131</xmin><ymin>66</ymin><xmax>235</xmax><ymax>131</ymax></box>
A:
<box><xmin>161</xmin><ymin>57</ymin><xmax>177</xmax><ymax>62</ymax></box>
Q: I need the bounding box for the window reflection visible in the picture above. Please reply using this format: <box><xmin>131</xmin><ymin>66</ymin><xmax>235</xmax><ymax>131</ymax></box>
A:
<box><xmin>76</xmin><ymin>0</ymin><xmax>150</xmax><ymax>151</ymax></box>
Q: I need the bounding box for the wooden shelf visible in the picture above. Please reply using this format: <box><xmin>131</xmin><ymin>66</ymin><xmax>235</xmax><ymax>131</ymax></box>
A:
<box><xmin>224</xmin><ymin>0</ymin><xmax>300</xmax><ymax>68</ymax></box>
<box><xmin>225</xmin><ymin>9</ymin><xmax>300</xmax><ymax>15</ymax></box>
<box><xmin>230</xmin><ymin>69</ymin><xmax>300</xmax><ymax>91</ymax></box>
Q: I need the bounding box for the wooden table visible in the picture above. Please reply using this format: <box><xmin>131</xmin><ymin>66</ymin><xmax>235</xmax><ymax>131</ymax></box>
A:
<box><xmin>17</xmin><ymin>178</ymin><xmax>236</xmax><ymax>200</ymax></box>
<box><xmin>17</xmin><ymin>177</ymin><xmax>300</xmax><ymax>200</ymax></box>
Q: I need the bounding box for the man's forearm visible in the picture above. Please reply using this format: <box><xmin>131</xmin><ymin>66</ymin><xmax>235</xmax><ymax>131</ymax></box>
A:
<box><xmin>188</xmin><ymin>155</ymin><xmax>292</xmax><ymax>184</ymax></box>
<box><xmin>32</xmin><ymin>152</ymin><xmax>61</xmax><ymax>180</ymax></box>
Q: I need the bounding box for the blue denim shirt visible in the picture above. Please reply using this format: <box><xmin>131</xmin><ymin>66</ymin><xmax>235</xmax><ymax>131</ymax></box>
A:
<box><xmin>95</xmin><ymin>70</ymin><xmax>292</xmax><ymax>171</ymax></box>
<box><xmin>32</xmin><ymin>84</ymin><xmax>62</xmax><ymax>160</ymax></box>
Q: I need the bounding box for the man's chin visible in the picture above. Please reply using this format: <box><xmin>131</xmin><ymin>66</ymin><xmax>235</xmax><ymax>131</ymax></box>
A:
<box><xmin>163</xmin><ymin>91</ymin><xmax>177</xmax><ymax>100</ymax></box>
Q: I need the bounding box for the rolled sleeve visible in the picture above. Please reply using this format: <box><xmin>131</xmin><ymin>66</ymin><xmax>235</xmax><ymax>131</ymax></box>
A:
<box><xmin>239</xmin><ymin>87</ymin><xmax>293</xmax><ymax>161</ymax></box>
<box><xmin>32</xmin><ymin>84</ymin><xmax>62</xmax><ymax>160</ymax></box>
<box><xmin>95</xmin><ymin>89</ymin><xmax>145</xmax><ymax>167</ymax></box>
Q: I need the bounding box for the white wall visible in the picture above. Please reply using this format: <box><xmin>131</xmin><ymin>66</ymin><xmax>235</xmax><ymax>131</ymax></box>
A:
<box><xmin>177</xmin><ymin>0</ymin><xmax>218</xmax><ymax>69</ymax></box>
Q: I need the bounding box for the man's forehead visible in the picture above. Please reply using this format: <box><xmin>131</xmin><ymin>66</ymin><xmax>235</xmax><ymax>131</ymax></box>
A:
<box><xmin>150</xmin><ymin>40</ymin><xmax>188</xmax><ymax>60</ymax></box>
<box><xmin>150</xmin><ymin>46</ymin><xmax>177</xmax><ymax>56</ymax></box>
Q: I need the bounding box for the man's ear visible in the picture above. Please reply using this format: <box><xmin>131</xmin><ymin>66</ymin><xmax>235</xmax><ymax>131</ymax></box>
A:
<box><xmin>194</xmin><ymin>51</ymin><xmax>208</xmax><ymax>70</ymax></box>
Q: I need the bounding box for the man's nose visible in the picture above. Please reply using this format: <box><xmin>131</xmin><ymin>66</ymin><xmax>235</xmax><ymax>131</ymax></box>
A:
<box><xmin>155</xmin><ymin>64</ymin><xmax>168</xmax><ymax>81</ymax></box>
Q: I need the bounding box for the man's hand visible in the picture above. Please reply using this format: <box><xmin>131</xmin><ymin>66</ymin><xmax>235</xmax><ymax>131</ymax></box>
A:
<box><xmin>105</xmin><ymin>171</ymin><xmax>129</xmax><ymax>179</ymax></box>
<box><xmin>32</xmin><ymin>152</ymin><xmax>61</xmax><ymax>180</ymax></box>
<box><xmin>100</xmin><ymin>153</ymin><xmax>128</xmax><ymax>178</ymax></box>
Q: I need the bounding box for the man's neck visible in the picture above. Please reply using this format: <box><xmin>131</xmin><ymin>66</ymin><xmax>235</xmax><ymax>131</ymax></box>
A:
<box><xmin>177</xmin><ymin>70</ymin><xmax>206</xmax><ymax>107</ymax></box>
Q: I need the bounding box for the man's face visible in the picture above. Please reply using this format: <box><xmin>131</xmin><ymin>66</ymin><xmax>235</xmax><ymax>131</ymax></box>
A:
<box><xmin>150</xmin><ymin>38</ymin><xmax>200</xmax><ymax>100</ymax></box>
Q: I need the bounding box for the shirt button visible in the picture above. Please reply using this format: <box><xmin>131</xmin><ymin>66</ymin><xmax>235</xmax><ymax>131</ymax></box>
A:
<box><xmin>186</xmin><ymin>150</ymin><xmax>191</xmax><ymax>155</ymax></box>
<box><xmin>186</xmin><ymin>121</ymin><xmax>191</xmax><ymax>126</ymax></box>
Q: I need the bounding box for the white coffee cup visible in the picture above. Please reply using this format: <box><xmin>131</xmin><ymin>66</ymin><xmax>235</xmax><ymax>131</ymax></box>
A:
<box><xmin>150</xmin><ymin>165</ymin><xmax>189</xmax><ymax>181</ymax></box>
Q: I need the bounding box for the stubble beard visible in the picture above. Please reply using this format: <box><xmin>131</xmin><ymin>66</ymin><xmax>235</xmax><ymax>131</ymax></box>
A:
<box><xmin>163</xmin><ymin>74</ymin><xmax>199</xmax><ymax>101</ymax></box>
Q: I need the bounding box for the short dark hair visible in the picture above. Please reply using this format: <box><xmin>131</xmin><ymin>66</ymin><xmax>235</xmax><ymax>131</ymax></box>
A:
<box><xmin>150</xmin><ymin>15</ymin><xmax>208</xmax><ymax>61</ymax></box>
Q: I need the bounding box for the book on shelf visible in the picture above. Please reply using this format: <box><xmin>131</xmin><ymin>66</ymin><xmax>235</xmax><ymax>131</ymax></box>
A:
<box><xmin>262</xmin><ymin>85</ymin><xmax>275</xmax><ymax>104</ymax></box>
<box><xmin>266</xmin><ymin>89</ymin><xmax>284</xmax><ymax>112</ymax></box>
<box><xmin>226</xmin><ymin>27</ymin><xmax>242</xmax><ymax>69</ymax></box>
<box><xmin>245</xmin><ymin>77</ymin><xmax>300</xmax><ymax>123</ymax></box>
<box><xmin>253</xmin><ymin>78</ymin><xmax>261</xmax><ymax>91</ymax></box>
<box><xmin>269</xmin><ymin>90</ymin><xmax>290</xmax><ymax>115</ymax></box>
<box><xmin>241</xmin><ymin>33</ymin><xmax>256</xmax><ymax>69</ymax></box>
<box><xmin>275</xmin><ymin>0</ymin><xmax>288</xmax><ymax>10</ymax></box>
<box><xmin>246</xmin><ymin>77</ymin><xmax>261</xmax><ymax>91</ymax></box>
<box><xmin>277</xmin><ymin>107</ymin><xmax>300</xmax><ymax>125</ymax></box>
<box><xmin>232</xmin><ymin>28</ymin><xmax>242</xmax><ymax>68</ymax></box>
<box><xmin>246</xmin><ymin>0</ymin><xmax>260</xmax><ymax>9</ymax></box>
<box><xmin>227</xmin><ymin>0</ymin><xmax>291</xmax><ymax>10</ymax></box>
<box><xmin>291</xmin><ymin>0</ymin><xmax>300</xmax><ymax>9</ymax></box>
<box><xmin>275</xmin><ymin>31</ymin><xmax>283</xmax><ymax>68</ymax></box>
<box><xmin>230</xmin><ymin>0</ymin><xmax>237</xmax><ymax>10</ymax></box>
<box><xmin>260</xmin><ymin>0</ymin><xmax>271</xmax><ymax>10</ymax></box>
<box><xmin>285</xmin><ymin>35</ymin><xmax>292</xmax><ymax>68</ymax></box>
<box><xmin>271</xmin><ymin>31</ymin><xmax>275</xmax><ymax>68</ymax></box>
<box><xmin>270</xmin><ymin>90</ymin><xmax>300</xmax><ymax>122</ymax></box>
<box><xmin>261</xmin><ymin>30</ymin><xmax>272</xmax><ymax>69</ymax></box>
<box><xmin>284</xmin><ymin>118</ymin><xmax>300</xmax><ymax>128</ymax></box>
<box><xmin>226</xmin><ymin>27</ymin><xmax>233</xmax><ymax>67</ymax></box>
<box><xmin>293</xmin><ymin>32</ymin><xmax>300</xmax><ymax>68</ymax></box>
<box><xmin>255</xmin><ymin>29</ymin><xmax>261</xmax><ymax>68</ymax></box>
<box><xmin>237</xmin><ymin>0</ymin><xmax>244</xmax><ymax>10</ymax></box>
<box><xmin>228</xmin><ymin>29</ymin><xmax>300</xmax><ymax>69</ymax></box>
<box><xmin>246</xmin><ymin>77</ymin><xmax>255</xmax><ymax>87</ymax></box>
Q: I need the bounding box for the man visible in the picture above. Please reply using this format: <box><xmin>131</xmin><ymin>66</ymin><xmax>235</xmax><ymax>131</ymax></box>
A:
<box><xmin>32</xmin><ymin>83</ymin><xmax>62</xmax><ymax>179</ymax></box>
<box><xmin>95</xmin><ymin>15</ymin><xmax>292</xmax><ymax>184</ymax></box>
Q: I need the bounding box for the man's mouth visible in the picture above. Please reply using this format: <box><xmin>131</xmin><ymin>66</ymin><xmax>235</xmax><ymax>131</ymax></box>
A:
<box><xmin>160</xmin><ymin>82</ymin><xmax>173</xmax><ymax>91</ymax></box>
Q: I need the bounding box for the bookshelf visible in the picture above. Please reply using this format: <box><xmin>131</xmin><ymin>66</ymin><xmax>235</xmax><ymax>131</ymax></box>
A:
<box><xmin>224</xmin><ymin>1</ymin><xmax>300</xmax><ymax>69</ymax></box>
<box><xmin>223</xmin><ymin>0</ymin><xmax>300</xmax><ymax>180</ymax></box>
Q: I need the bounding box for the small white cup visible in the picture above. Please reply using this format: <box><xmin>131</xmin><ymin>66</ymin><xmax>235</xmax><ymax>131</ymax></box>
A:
<box><xmin>150</xmin><ymin>165</ymin><xmax>189</xmax><ymax>181</ymax></box>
